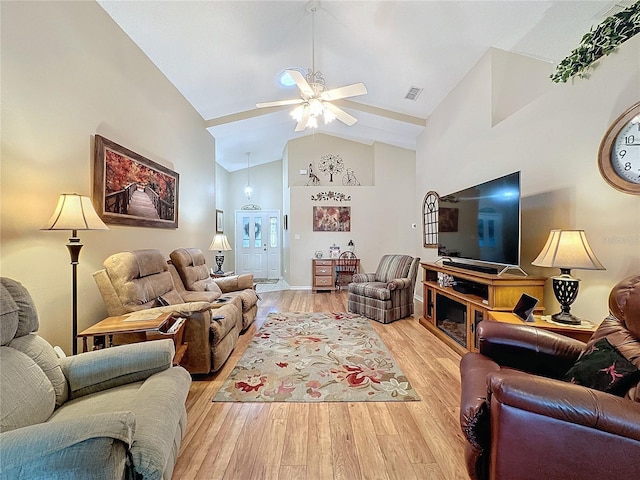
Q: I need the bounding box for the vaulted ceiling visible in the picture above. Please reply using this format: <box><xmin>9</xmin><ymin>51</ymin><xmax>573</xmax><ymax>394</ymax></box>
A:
<box><xmin>98</xmin><ymin>0</ymin><xmax>620</xmax><ymax>171</ymax></box>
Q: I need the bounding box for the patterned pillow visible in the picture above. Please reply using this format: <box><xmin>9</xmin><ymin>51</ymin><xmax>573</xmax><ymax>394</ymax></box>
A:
<box><xmin>563</xmin><ymin>338</ymin><xmax>640</xmax><ymax>396</ymax></box>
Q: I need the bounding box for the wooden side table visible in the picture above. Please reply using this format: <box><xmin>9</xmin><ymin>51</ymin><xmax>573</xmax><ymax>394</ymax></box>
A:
<box><xmin>210</xmin><ymin>271</ymin><xmax>235</xmax><ymax>278</ymax></box>
<box><xmin>78</xmin><ymin>311</ymin><xmax>188</xmax><ymax>366</ymax></box>
<box><xmin>487</xmin><ymin>311</ymin><xmax>596</xmax><ymax>343</ymax></box>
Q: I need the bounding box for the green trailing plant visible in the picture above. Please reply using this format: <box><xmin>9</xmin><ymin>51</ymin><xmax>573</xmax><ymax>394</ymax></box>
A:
<box><xmin>551</xmin><ymin>1</ymin><xmax>640</xmax><ymax>83</ymax></box>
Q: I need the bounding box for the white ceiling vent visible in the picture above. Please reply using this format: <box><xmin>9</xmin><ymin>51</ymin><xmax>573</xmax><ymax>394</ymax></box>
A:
<box><xmin>596</xmin><ymin>0</ymin><xmax>636</xmax><ymax>21</ymax></box>
<box><xmin>404</xmin><ymin>87</ymin><xmax>423</xmax><ymax>101</ymax></box>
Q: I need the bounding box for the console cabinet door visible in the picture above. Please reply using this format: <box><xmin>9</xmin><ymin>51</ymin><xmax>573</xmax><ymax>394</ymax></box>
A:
<box><xmin>469</xmin><ymin>306</ymin><xmax>487</xmax><ymax>352</ymax></box>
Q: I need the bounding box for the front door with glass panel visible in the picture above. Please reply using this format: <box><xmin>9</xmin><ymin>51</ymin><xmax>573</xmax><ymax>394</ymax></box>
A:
<box><xmin>235</xmin><ymin>210</ymin><xmax>281</xmax><ymax>280</ymax></box>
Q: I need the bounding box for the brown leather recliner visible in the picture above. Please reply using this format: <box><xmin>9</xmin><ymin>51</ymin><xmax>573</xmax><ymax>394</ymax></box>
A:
<box><xmin>169</xmin><ymin>248</ymin><xmax>258</xmax><ymax>330</ymax></box>
<box><xmin>459</xmin><ymin>275</ymin><xmax>640</xmax><ymax>480</ymax></box>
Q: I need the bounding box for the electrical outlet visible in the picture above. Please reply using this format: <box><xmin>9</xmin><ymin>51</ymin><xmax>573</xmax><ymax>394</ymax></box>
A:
<box><xmin>300</xmin><ymin>169</ymin><xmax>307</xmax><ymax>175</ymax></box>
<box><xmin>294</xmin><ymin>234</ymin><xmax>300</xmax><ymax>240</ymax></box>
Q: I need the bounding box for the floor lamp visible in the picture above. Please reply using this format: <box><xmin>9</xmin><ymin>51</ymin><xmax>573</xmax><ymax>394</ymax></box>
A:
<box><xmin>41</xmin><ymin>193</ymin><xmax>109</xmax><ymax>355</ymax></box>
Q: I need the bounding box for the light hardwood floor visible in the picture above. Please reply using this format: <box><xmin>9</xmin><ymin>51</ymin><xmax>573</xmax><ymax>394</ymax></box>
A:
<box><xmin>172</xmin><ymin>289</ymin><xmax>467</xmax><ymax>480</ymax></box>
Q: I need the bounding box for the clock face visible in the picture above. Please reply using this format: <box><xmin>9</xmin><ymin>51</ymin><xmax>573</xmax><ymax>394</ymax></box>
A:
<box><xmin>612</xmin><ymin>115</ymin><xmax>640</xmax><ymax>184</ymax></box>
<box><xmin>598</xmin><ymin>103</ymin><xmax>640</xmax><ymax>195</ymax></box>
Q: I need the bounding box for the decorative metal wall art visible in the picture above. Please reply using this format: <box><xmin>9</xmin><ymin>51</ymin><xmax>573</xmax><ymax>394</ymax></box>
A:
<box><xmin>310</xmin><ymin>191</ymin><xmax>351</xmax><ymax>202</ymax></box>
<box><xmin>318</xmin><ymin>154</ymin><xmax>344</xmax><ymax>182</ymax></box>
<box><xmin>342</xmin><ymin>168</ymin><xmax>360</xmax><ymax>186</ymax></box>
<box><xmin>306</xmin><ymin>162</ymin><xmax>320</xmax><ymax>186</ymax></box>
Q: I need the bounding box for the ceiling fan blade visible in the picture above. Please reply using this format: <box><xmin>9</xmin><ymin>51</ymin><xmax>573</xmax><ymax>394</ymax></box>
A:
<box><xmin>256</xmin><ymin>98</ymin><xmax>304</xmax><ymax>108</ymax></box>
<box><xmin>295</xmin><ymin>106</ymin><xmax>310</xmax><ymax>132</ymax></box>
<box><xmin>286</xmin><ymin>69</ymin><xmax>314</xmax><ymax>98</ymax></box>
<box><xmin>324</xmin><ymin>102</ymin><xmax>357</xmax><ymax>126</ymax></box>
<box><xmin>320</xmin><ymin>83</ymin><xmax>367</xmax><ymax>102</ymax></box>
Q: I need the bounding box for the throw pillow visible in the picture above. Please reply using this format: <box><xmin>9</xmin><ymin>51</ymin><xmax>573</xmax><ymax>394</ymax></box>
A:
<box><xmin>563</xmin><ymin>338</ymin><xmax>640</xmax><ymax>396</ymax></box>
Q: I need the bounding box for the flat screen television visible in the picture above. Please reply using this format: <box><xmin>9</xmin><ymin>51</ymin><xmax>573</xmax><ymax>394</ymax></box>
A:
<box><xmin>438</xmin><ymin>171</ymin><xmax>521</xmax><ymax>271</ymax></box>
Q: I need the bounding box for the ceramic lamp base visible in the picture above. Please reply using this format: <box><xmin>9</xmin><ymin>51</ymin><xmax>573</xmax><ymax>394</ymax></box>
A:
<box><xmin>214</xmin><ymin>252</ymin><xmax>225</xmax><ymax>275</ymax></box>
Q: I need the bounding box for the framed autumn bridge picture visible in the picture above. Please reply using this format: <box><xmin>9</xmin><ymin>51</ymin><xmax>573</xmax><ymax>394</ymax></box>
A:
<box><xmin>93</xmin><ymin>135</ymin><xmax>179</xmax><ymax>229</ymax></box>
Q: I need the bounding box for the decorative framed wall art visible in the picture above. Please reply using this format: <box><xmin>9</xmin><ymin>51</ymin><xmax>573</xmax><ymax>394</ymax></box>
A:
<box><xmin>216</xmin><ymin>209</ymin><xmax>224</xmax><ymax>233</ymax></box>
<box><xmin>422</xmin><ymin>191</ymin><xmax>439</xmax><ymax>247</ymax></box>
<box><xmin>313</xmin><ymin>206</ymin><xmax>351</xmax><ymax>232</ymax></box>
<box><xmin>93</xmin><ymin>135</ymin><xmax>179</xmax><ymax>229</ymax></box>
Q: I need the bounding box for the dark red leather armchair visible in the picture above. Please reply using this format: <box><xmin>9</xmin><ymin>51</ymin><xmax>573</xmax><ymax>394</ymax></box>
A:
<box><xmin>459</xmin><ymin>275</ymin><xmax>640</xmax><ymax>480</ymax></box>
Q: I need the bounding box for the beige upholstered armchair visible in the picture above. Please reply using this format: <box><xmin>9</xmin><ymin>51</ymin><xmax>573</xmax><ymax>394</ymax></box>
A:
<box><xmin>169</xmin><ymin>247</ymin><xmax>258</xmax><ymax>330</ymax></box>
<box><xmin>348</xmin><ymin>254</ymin><xmax>421</xmax><ymax>323</ymax></box>
<box><xmin>0</xmin><ymin>277</ymin><xmax>191</xmax><ymax>479</ymax></box>
<box><xmin>93</xmin><ymin>249</ymin><xmax>241</xmax><ymax>374</ymax></box>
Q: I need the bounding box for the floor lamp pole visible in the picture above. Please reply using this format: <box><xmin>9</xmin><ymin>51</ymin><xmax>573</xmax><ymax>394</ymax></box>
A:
<box><xmin>66</xmin><ymin>230</ymin><xmax>83</xmax><ymax>356</ymax></box>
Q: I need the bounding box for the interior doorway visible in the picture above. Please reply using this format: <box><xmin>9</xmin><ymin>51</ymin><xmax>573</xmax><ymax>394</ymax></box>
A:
<box><xmin>235</xmin><ymin>210</ymin><xmax>281</xmax><ymax>280</ymax></box>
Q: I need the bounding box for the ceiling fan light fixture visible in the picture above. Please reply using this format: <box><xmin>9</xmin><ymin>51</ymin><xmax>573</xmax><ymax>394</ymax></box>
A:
<box><xmin>309</xmin><ymin>98</ymin><xmax>324</xmax><ymax>116</ymax></box>
<box><xmin>291</xmin><ymin>105</ymin><xmax>305</xmax><ymax>121</ymax></box>
<box><xmin>323</xmin><ymin>107</ymin><xmax>336</xmax><ymax>124</ymax></box>
<box><xmin>306</xmin><ymin>115</ymin><xmax>318</xmax><ymax>129</ymax></box>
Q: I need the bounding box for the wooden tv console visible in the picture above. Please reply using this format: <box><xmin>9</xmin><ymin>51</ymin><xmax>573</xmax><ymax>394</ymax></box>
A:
<box><xmin>418</xmin><ymin>262</ymin><xmax>546</xmax><ymax>355</ymax></box>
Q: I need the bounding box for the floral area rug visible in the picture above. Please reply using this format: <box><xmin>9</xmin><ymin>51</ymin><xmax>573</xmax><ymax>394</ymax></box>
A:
<box><xmin>212</xmin><ymin>312</ymin><xmax>419</xmax><ymax>402</ymax></box>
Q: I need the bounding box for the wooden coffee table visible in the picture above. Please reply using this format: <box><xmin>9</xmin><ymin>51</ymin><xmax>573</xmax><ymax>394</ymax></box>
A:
<box><xmin>78</xmin><ymin>311</ymin><xmax>188</xmax><ymax>365</ymax></box>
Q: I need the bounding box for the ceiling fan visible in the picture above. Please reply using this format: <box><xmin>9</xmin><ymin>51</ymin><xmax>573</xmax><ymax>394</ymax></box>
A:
<box><xmin>256</xmin><ymin>1</ymin><xmax>367</xmax><ymax>132</ymax></box>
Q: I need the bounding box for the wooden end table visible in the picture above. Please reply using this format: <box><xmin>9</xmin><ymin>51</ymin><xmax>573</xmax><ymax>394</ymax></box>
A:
<box><xmin>210</xmin><ymin>271</ymin><xmax>235</xmax><ymax>278</ymax></box>
<box><xmin>487</xmin><ymin>311</ymin><xmax>596</xmax><ymax>343</ymax></box>
<box><xmin>78</xmin><ymin>311</ymin><xmax>188</xmax><ymax>365</ymax></box>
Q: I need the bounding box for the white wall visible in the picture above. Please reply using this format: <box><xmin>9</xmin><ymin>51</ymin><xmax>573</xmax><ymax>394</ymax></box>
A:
<box><xmin>1</xmin><ymin>1</ymin><xmax>217</xmax><ymax>353</ymax></box>
<box><xmin>287</xmin><ymin>134</ymin><xmax>417</xmax><ymax>288</ymax></box>
<box><xmin>416</xmin><ymin>41</ymin><xmax>640</xmax><ymax>323</ymax></box>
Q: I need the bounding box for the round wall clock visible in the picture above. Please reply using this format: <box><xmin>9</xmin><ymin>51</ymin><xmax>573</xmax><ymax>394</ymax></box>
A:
<box><xmin>598</xmin><ymin>102</ymin><xmax>640</xmax><ymax>195</ymax></box>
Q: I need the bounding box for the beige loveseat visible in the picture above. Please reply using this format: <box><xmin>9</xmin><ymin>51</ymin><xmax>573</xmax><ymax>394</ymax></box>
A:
<box><xmin>93</xmin><ymin>249</ymin><xmax>241</xmax><ymax>374</ymax></box>
<box><xmin>169</xmin><ymin>247</ymin><xmax>258</xmax><ymax>330</ymax></box>
<box><xmin>0</xmin><ymin>277</ymin><xmax>191</xmax><ymax>479</ymax></box>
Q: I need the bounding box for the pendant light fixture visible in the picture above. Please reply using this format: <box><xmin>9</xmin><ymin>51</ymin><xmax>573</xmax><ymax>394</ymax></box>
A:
<box><xmin>244</xmin><ymin>152</ymin><xmax>253</xmax><ymax>200</ymax></box>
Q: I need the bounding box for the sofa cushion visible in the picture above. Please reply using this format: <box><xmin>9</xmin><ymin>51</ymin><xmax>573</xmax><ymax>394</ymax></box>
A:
<box><xmin>0</xmin><ymin>282</ymin><xmax>19</xmax><ymax>346</ymax></box>
<box><xmin>0</xmin><ymin>346</ymin><xmax>55</xmax><ymax>432</ymax></box>
<box><xmin>205</xmin><ymin>282</ymin><xmax>223</xmax><ymax>295</ymax></box>
<box><xmin>170</xmin><ymin>248</ymin><xmax>215</xmax><ymax>292</ymax></box>
<box><xmin>209</xmin><ymin>305</ymin><xmax>240</xmax><ymax>345</ymax></box>
<box><xmin>214</xmin><ymin>274</ymin><xmax>254</xmax><ymax>293</ymax></box>
<box><xmin>375</xmin><ymin>255</ymin><xmax>413</xmax><ymax>283</ymax></box>
<box><xmin>1</xmin><ymin>278</ymin><xmax>39</xmax><ymax>344</ymax></box>
<box><xmin>224</xmin><ymin>289</ymin><xmax>259</xmax><ymax>311</ymax></box>
<box><xmin>103</xmin><ymin>250</ymin><xmax>183</xmax><ymax>311</ymax></box>
<box><xmin>348</xmin><ymin>282</ymin><xmax>391</xmax><ymax>301</ymax></box>
<box><xmin>10</xmin><ymin>334</ymin><xmax>68</xmax><ymax>407</ymax></box>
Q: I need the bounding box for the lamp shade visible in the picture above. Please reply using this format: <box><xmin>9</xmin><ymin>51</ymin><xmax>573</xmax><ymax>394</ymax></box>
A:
<box><xmin>208</xmin><ymin>234</ymin><xmax>232</xmax><ymax>251</ymax></box>
<box><xmin>532</xmin><ymin>230</ymin><xmax>604</xmax><ymax>270</ymax></box>
<box><xmin>41</xmin><ymin>193</ymin><xmax>108</xmax><ymax>231</ymax></box>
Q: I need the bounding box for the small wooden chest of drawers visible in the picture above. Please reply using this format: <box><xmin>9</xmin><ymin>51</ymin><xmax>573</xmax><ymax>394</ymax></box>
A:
<box><xmin>313</xmin><ymin>259</ymin><xmax>334</xmax><ymax>291</ymax></box>
<box><xmin>312</xmin><ymin>258</ymin><xmax>360</xmax><ymax>292</ymax></box>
